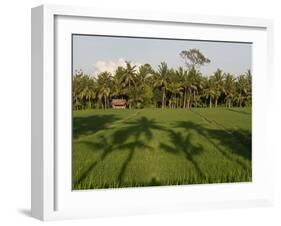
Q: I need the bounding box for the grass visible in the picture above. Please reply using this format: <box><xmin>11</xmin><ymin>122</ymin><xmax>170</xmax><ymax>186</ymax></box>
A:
<box><xmin>72</xmin><ymin>107</ymin><xmax>252</xmax><ymax>190</ymax></box>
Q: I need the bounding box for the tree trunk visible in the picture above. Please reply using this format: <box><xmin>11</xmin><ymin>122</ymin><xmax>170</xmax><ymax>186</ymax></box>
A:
<box><xmin>184</xmin><ymin>89</ymin><xmax>187</xmax><ymax>108</ymax></box>
<box><xmin>209</xmin><ymin>97</ymin><xmax>212</xmax><ymax>108</ymax></box>
<box><xmin>88</xmin><ymin>99</ymin><xmax>91</xmax><ymax>109</ymax></box>
<box><xmin>183</xmin><ymin>88</ymin><xmax>186</xmax><ymax>108</ymax></box>
<box><xmin>162</xmin><ymin>88</ymin><xmax>165</xmax><ymax>109</ymax></box>
<box><xmin>215</xmin><ymin>98</ymin><xmax>218</xmax><ymax>108</ymax></box>
<box><xmin>239</xmin><ymin>93</ymin><xmax>242</xmax><ymax>107</ymax></box>
<box><xmin>193</xmin><ymin>90</ymin><xmax>196</xmax><ymax>107</ymax></box>
<box><xmin>187</xmin><ymin>89</ymin><xmax>192</xmax><ymax>109</ymax></box>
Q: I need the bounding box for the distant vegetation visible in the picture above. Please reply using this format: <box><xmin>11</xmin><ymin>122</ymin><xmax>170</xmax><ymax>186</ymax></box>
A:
<box><xmin>73</xmin><ymin>49</ymin><xmax>252</xmax><ymax>110</ymax></box>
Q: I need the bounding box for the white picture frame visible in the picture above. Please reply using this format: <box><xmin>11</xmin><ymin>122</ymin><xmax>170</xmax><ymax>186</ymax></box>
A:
<box><xmin>31</xmin><ymin>4</ymin><xmax>274</xmax><ymax>221</ymax></box>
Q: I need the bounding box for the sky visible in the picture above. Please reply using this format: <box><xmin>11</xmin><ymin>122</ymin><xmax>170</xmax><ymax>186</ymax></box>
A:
<box><xmin>72</xmin><ymin>34</ymin><xmax>252</xmax><ymax>77</ymax></box>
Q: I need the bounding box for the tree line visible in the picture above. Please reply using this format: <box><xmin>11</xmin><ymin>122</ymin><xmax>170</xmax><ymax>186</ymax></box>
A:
<box><xmin>73</xmin><ymin>49</ymin><xmax>252</xmax><ymax>110</ymax></box>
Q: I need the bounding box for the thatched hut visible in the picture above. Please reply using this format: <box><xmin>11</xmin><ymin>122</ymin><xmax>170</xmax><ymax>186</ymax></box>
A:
<box><xmin>111</xmin><ymin>99</ymin><xmax>127</xmax><ymax>109</ymax></box>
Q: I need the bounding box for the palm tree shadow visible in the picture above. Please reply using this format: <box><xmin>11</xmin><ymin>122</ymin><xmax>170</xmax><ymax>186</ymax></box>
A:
<box><xmin>159</xmin><ymin>130</ymin><xmax>206</xmax><ymax>179</ymax></box>
<box><xmin>116</xmin><ymin>141</ymin><xmax>153</xmax><ymax>185</ymax></box>
<box><xmin>112</xmin><ymin>116</ymin><xmax>166</xmax><ymax>144</ymax></box>
<box><xmin>73</xmin><ymin>114</ymin><xmax>121</xmax><ymax>139</ymax></box>
<box><xmin>174</xmin><ymin>121</ymin><xmax>251</xmax><ymax>168</ymax></box>
<box><xmin>112</xmin><ymin>116</ymin><xmax>166</xmax><ymax>185</ymax></box>
<box><xmin>74</xmin><ymin>116</ymin><xmax>166</xmax><ymax>188</ymax></box>
<box><xmin>73</xmin><ymin>135</ymin><xmax>114</xmax><ymax>186</ymax></box>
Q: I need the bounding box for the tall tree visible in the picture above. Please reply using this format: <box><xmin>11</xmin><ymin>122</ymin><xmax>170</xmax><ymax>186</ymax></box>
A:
<box><xmin>224</xmin><ymin>73</ymin><xmax>236</xmax><ymax>108</ymax></box>
<box><xmin>153</xmin><ymin>62</ymin><xmax>170</xmax><ymax>109</ymax></box>
<box><xmin>212</xmin><ymin>69</ymin><xmax>225</xmax><ymax>108</ymax></box>
<box><xmin>175</xmin><ymin>67</ymin><xmax>189</xmax><ymax>108</ymax></box>
<box><xmin>236</xmin><ymin>74</ymin><xmax>249</xmax><ymax>107</ymax></box>
<box><xmin>166</xmin><ymin>81</ymin><xmax>182</xmax><ymax>109</ymax></box>
<box><xmin>187</xmin><ymin>66</ymin><xmax>203</xmax><ymax>108</ymax></box>
<box><xmin>180</xmin><ymin>48</ymin><xmax>211</xmax><ymax>70</ymax></box>
<box><xmin>245</xmin><ymin>69</ymin><xmax>252</xmax><ymax>106</ymax></box>
<box><xmin>123</xmin><ymin>61</ymin><xmax>137</xmax><ymax>108</ymax></box>
<box><xmin>96</xmin><ymin>72</ymin><xmax>112</xmax><ymax>109</ymax></box>
<box><xmin>73</xmin><ymin>71</ymin><xmax>97</xmax><ymax>110</ymax></box>
<box><xmin>203</xmin><ymin>78</ymin><xmax>215</xmax><ymax>108</ymax></box>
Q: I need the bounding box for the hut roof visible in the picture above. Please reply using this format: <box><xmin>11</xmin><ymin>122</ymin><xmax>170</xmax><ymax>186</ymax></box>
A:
<box><xmin>112</xmin><ymin>99</ymin><xmax>127</xmax><ymax>106</ymax></box>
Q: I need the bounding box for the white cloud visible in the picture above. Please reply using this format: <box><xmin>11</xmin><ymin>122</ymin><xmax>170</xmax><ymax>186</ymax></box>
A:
<box><xmin>93</xmin><ymin>58</ymin><xmax>142</xmax><ymax>77</ymax></box>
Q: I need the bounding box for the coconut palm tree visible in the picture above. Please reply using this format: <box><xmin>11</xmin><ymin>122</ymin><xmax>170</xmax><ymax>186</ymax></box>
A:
<box><xmin>188</xmin><ymin>66</ymin><xmax>203</xmax><ymax>108</ymax></box>
<box><xmin>112</xmin><ymin>67</ymin><xmax>126</xmax><ymax>99</ymax></box>
<box><xmin>224</xmin><ymin>73</ymin><xmax>236</xmax><ymax>108</ymax></box>
<box><xmin>73</xmin><ymin>70</ymin><xmax>85</xmax><ymax>110</ymax></box>
<box><xmin>203</xmin><ymin>78</ymin><xmax>215</xmax><ymax>108</ymax></box>
<box><xmin>153</xmin><ymin>62</ymin><xmax>170</xmax><ymax>109</ymax></box>
<box><xmin>79</xmin><ymin>76</ymin><xmax>96</xmax><ymax>109</ymax></box>
<box><xmin>166</xmin><ymin>82</ymin><xmax>182</xmax><ymax>108</ymax></box>
<box><xmin>96</xmin><ymin>71</ymin><xmax>112</xmax><ymax>109</ymax></box>
<box><xmin>236</xmin><ymin>74</ymin><xmax>249</xmax><ymax>107</ymax></box>
<box><xmin>175</xmin><ymin>67</ymin><xmax>188</xmax><ymax>108</ymax></box>
<box><xmin>125</xmin><ymin>64</ymin><xmax>153</xmax><ymax>108</ymax></box>
<box><xmin>98</xmin><ymin>86</ymin><xmax>110</xmax><ymax>109</ymax></box>
<box><xmin>212</xmin><ymin>69</ymin><xmax>225</xmax><ymax>108</ymax></box>
<box><xmin>122</xmin><ymin>61</ymin><xmax>138</xmax><ymax>108</ymax></box>
<box><xmin>245</xmin><ymin>69</ymin><xmax>252</xmax><ymax>106</ymax></box>
<box><xmin>123</xmin><ymin>61</ymin><xmax>137</xmax><ymax>89</ymax></box>
<box><xmin>137</xmin><ymin>64</ymin><xmax>153</xmax><ymax>84</ymax></box>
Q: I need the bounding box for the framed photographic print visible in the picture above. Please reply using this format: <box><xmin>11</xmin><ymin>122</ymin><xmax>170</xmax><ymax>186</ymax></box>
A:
<box><xmin>31</xmin><ymin>4</ymin><xmax>274</xmax><ymax>221</ymax></box>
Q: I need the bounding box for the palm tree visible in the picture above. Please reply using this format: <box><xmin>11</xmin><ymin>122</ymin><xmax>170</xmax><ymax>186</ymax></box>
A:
<box><xmin>126</xmin><ymin>64</ymin><xmax>153</xmax><ymax>108</ymax></box>
<box><xmin>212</xmin><ymin>69</ymin><xmax>225</xmax><ymax>108</ymax></box>
<box><xmin>166</xmin><ymin>82</ymin><xmax>182</xmax><ymax>108</ymax></box>
<box><xmin>73</xmin><ymin>70</ymin><xmax>85</xmax><ymax>110</ymax></box>
<box><xmin>123</xmin><ymin>61</ymin><xmax>136</xmax><ymax>88</ymax></box>
<box><xmin>224</xmin><ymin>73</ymin><xmax>236</xmax><ymax>108</ymax></box>
<box><xmin>153</xmin><ymin>62</ymin><xmax>170</xmax><ymax>109</ymax></box>
<box><xmin>137</xmin><ymin>64</ymin><xmax>153</xmax><ymax>84</ymax></box>
<box><xmin>122</xmin><ymin>61</ymin><xmax>137</xmax><ymax>108</ymax></box>
<box><xmin>236</xmin><ymin>74</ymin><xmax>249</xmax><ymax>107</ymax></box>
<box><xmin>203</xmin><ymin>78</ymin><xmax>215</xmax><ymax>108</ymax></box>
<box><xmin>245</xmin><ymin>69</ymin><xmax>252</xmax><ymax>106</ymax></box>
<box><xmin>96</xmin><ymin>72</ymin><xmax>112</xmax><ymax>109</ymax></box>
<box><xmin>79</xmin><ymin>76</ymin><xmax>96</xmax><ymax>109</ymax></box>
<box><xmin>188</xmin><ymin>66</ymin><xmax>203</xmax><ymax>108</ymax></box>
<box><xmin>98</xmin><ymin>86</ymin><xmax>110</xmax><ymax>109</ymax></box>
<box><xmin>112</xmin><ymin>67</ymin><xmax>126</xmax><ymax>99</ymax></box>
<box><xmin>175</xmin><ymin>67</ymin><xmax>188</xmax><ymax>108</ymax></box>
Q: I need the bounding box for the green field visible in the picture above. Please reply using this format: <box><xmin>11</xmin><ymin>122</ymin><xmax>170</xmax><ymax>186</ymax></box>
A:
<box><xmin>72</xmin><ymin>108</ymin><xmax>251</xmax><ymax>190</ymax></box>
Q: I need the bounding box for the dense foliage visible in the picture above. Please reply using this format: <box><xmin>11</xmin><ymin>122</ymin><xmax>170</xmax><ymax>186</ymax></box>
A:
<box><xmin>73</xmin><ymin>49</ymin><xmax>252</xmax><ymax>110</ymax></box>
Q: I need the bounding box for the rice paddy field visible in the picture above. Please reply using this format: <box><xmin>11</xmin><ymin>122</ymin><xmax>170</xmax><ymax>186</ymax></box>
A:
<box><xmin>72</xmin><ymin>108</ymin><xmax>251</xmax><ymax>190</ymax></box>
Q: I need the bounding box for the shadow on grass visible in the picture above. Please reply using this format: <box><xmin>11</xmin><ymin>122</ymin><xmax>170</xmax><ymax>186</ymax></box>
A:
<box><xmin>174</xmin><ymin>121</ymin><xmax>251</xmax><ymax>164</ymax></box>
<box><xmin>73</xmin><ymin>114</ymin><xmax>121</xmax><ymax>139</ymax></box>
<box><xmin>73</xmin><ymin>115</ymin><xmax>251</xmax><ymax>189</ymax></box>
<box><xmin>159</xmin><ymin>131</ymin><xmax>205</xmax><ymax>179</ymax></box>
<box><xmin>73</xmin><ymin>117</ymin><xmax>163</xmax><ymax>187</ymax></box>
